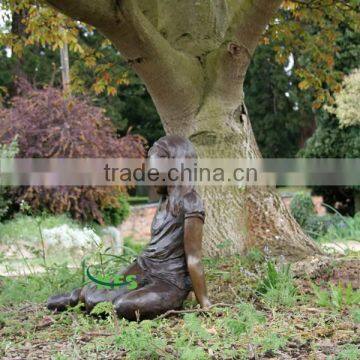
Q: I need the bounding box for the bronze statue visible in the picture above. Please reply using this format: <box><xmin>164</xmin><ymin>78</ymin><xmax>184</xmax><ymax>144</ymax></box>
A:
<box><xmin>47</xmin><ymin>135</ymin><xmax>211</xmax><ymax>320</ymax></box>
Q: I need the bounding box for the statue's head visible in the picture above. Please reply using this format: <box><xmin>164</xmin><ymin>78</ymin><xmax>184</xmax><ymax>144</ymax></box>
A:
<box><xmin>148</xmin><ymin>135</ymin><xmax>197</xmax><ymax>195</ymax></box>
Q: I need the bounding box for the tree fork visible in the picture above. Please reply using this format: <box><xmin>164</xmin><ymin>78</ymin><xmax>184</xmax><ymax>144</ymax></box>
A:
<box><xmin>42</xmin><ymin>0</ymin><xmax>322</xmax><ymax>259</ymax></box>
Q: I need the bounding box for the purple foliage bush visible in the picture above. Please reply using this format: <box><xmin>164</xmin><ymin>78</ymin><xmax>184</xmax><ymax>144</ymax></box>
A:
<box><xmin>0</xmin><ymin>80</ymin><xmax>146</xmax><ymax>224</ymax></box>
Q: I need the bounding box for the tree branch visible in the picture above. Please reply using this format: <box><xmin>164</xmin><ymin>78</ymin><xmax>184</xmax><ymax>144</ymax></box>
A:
<box><xmin>43</xmin><ymin>0</ymin><xmax>204</xmax><ymax>135</ymax></box>
<box><xmin>112</xmin><ymin>1</ymin><xmax>204</xmax><ymax>133</ymax></box>
<box><xmin>154</xmin><ymin>303</ymin><xmax>236</xmax><ymax>321</ymax></box>
<box><xmin>42</xmin><ymin>0</ymin><xmax>117</xmax><ymax>28</ymax></box>
<box><xmin>201</xmin><ymin>0</ymin><xmax>282</xmax><ymax>112</ymax></box>
<box><xmin>227</xmin><ymin>0</ymin><xmax>283</xmax><ymax>55</ymax></box>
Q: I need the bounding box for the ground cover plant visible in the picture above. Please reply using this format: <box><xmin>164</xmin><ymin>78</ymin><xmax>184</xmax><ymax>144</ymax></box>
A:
<box><xmin>1</xmin><ymin>248</ymin><xmax>359</xmax><ymax>359</ymax></box>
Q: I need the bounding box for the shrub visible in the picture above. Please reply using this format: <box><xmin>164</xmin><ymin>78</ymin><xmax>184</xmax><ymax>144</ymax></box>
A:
<box><xmin>326</xmin><ymin>69</ymin><xmax>360</xmax><ymax>128</ymax></box>
<box><xmin>290</xmin><ymin>192</ymin><xmax>351</xmax><ymax>240</ymax></box>
<box><xmin>0</xmin><ymin>80</ymin><xmax>146</xmax><ymax>224</ymax></box>
<box><xmin>317</xmin><ymin>212</ymin><xmax>360</xmax><ymax>243</ymax></box>
<box><xmin>42</xmin><ymin>224</ymin><xmax>100</xmax><ymax>249</ymax></box>
<box><xmin>0</xmin><ymin>139</ymin><xmax>19</xmax><ymax>221</ymax></box>
<box><xmin>304</xmin><ymin>214</ymin><xmax>345</xmax><ymax>239</ymax></box>
<box><xmin>0</xmin><ymin>187</ymin><xmax>9</xmax><ymax>221</ymax></box>
<box><xmin>290</xmin><ymin>192</ymin><xmax>314</xmax><ymax>227</ymax></box>
<box><xmin>102</xmin><ymin>193</ymin><xmax>131</xmax><ymax>227</ymax></box>
<box><xmin>299</xmin><ymin>110</ymin><xmax>360</xmax><ymax>216</ymax></box>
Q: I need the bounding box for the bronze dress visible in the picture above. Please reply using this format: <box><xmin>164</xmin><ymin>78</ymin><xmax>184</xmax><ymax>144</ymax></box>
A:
<box><xmin>48</xmin><ymin>189</ymin><xmax>205</xmax><ymax>320</ymax></box>
<box><xmin>138</xmin><ymin>190</ymin><xmax>205</xmax><ymax>291</ymax></box>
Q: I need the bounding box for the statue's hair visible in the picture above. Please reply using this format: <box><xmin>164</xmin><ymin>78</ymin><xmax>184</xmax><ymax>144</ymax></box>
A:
<box><xmin>148</xmin><ymin>135</ymin><xmax>198</xmax><ymax>216</ymax></box>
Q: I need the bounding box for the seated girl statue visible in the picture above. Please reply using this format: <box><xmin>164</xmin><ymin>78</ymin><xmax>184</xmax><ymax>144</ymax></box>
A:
<box><xmin>47</xmin><ymin>135</ymin><xmax>211</xmax><ymax>320</ymax></box>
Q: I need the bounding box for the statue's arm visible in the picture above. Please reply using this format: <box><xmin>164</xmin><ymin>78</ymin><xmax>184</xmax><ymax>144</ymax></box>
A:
<box><xmin>184</xmin><ymin>217</ymin><xmax>211</xmax><ymax>309</ymax></box>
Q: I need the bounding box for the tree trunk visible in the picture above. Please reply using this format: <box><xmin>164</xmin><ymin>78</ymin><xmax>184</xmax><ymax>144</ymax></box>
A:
<box><xmin>179</xmin><ymin>97</ymin><xmax>320</xmax><ymax>259</ymax></box>
<box><xmin>11</xmin><ymin>9</ymin><xmax>28</xmax><ymax>82</ymax></box>
<box><xmin>44</xmin><ymin>0</ymin><xmax>322</xmax><ymax>260</ymax></box>
<box><xmin>60</xmin><ymin>41</ymin><xmax>70</xmax><ymax>93</ymax></box>
<box><xmin>355</xmin><ymin>192</ymin><xmax>360</xmax><ymax>214</ymax></box>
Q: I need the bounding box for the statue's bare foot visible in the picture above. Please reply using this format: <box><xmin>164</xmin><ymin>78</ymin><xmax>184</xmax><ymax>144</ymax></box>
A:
<box><xmin>47</xmin><ymin>288</ymin><xmax>82</xmax><ymax>311</ymax></box>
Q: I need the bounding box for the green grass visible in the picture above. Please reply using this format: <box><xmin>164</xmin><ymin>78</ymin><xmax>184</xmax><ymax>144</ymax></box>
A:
<box><xmin>222</xmin><ymin>302</ymin><xmax>265</xmax><ymax>335</ymax></box>
<box><xmin>312</xmin><ymin>282</ymin><xmax>360</xmax><ymax>310</ymax></box>
<box><xmin>0</xmin><ymin>264</ymin><xmax>83</xmax><ymax>306</ymax></box>
<box><xmin>257</xmin><ymin>260</ymin><xmax>299</xmax><ymax>308</ymax></box>
<box><xmin>0</xmin><ymin>251</ymin><xmax>359</xmax><ymax>359</ymax></box>
<box><xmin>336</xmin><ymin>344</ymin><xmax>360</xmax><ymax>360</ymax></box>
<box><xmin>0</xmin><ymin>213</ymin><xmax>86</xmax><ymax>244</ymax></box>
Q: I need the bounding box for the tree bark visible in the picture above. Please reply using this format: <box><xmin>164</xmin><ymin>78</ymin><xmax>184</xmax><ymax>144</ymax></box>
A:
<box><xmin>11</xmin><ymin>9</ymin><xmax>28</xmax><ymax>81</ymax></box>
<box><xmin>43</xmin><ymin>0</ymin><xmax>322</xmax><ymax>259</ymax></box>
<box><xmin>186</xmin><ymin>99</ymin><xmax>320</xmax><ymax>259</ymax></box>
<box><xmin>60</xmin><ymin>41</ymin><xmax>70</xmax><ymax>93</ymax></box>
<box><xmin>355</xmin><ymin>192</ymin><xmax>360</xmax><ymax>214</ymax></box>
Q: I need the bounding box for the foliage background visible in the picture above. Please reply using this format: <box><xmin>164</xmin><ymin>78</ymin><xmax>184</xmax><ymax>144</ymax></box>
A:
<box><xmin>0</xmin><ymin>81</ymin><xmax>146</xmax><ymax>224</ymax></box>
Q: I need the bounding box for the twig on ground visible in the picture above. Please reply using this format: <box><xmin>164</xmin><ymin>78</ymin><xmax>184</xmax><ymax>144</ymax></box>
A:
<box><xmin>154</xmin><ymin>302</ymin><xmax>236</xmax><ymax>320</ymax></box>
<box><xmin>84</xmin><ymin>331</ymin><xmax>113</xmax><ymax>337</ymax></box>
<box><xmin>19</xmin><ymin>304</ymin><xmax>33</xmax><ymax>312</ymax></box>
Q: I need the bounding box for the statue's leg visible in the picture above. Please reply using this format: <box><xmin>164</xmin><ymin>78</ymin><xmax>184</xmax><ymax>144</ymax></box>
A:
<box><xmin>113</xmin><ymin>278</ymin><xmax>189</xmax><ymax>321</ymax></box>
<box><xmin>47</xmin><ymin>281</ymin><xmax>132</xmax><ymax>312</ymax></box>
<box><xmin>47</xmin><ymin>261</ymin><xmax>142</xmax><ymax>312</ymax></box>
<box><xmin>83</xmin><ymin>261</ymin><xmax>146</xmax><ymax>312</ymax></box>
<box><xmin>47</xmin><ymin>287</ymin><xmax>82</xmax><ymax>311</ymax></box>
<box><xmin>83</xmin><ymin>283</ymin><xmax>132</xmax><ymax>313</ymax></box>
